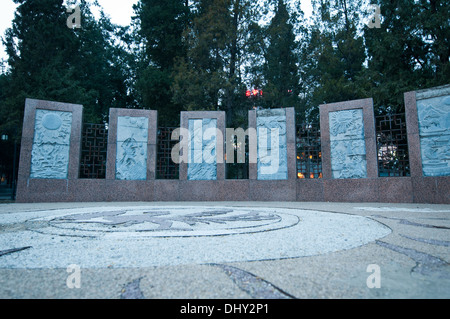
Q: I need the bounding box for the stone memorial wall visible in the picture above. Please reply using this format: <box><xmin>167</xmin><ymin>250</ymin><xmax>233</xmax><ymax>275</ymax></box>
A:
<box><xmin>15</xmin><ymin>84</ymin><xmax>450</xmax><ymax>204</ymax></box>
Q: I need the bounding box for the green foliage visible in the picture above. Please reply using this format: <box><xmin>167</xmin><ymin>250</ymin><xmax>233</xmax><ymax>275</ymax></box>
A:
<box><xmin>133</xmin><ymin>0</ymin><xmax>190</xmax><ymax>126</ymax></box>
<box><xmin>0</xmin><ymin>0</ymin><xmax>132</xmax><ymax>139</ymax></box>
<box><xmin>363</xmin><ymin>0</ymin><xmax>450</xmax><ymax>113</ymax></box>
<box><xmin>298</xmin><ymin>0</ymin><xmax>366</xmax><ymax>121</ymax></box>
<box><xmin>170</xmin><ymin>0</ymin><xmax>264</xmax><ymax>127</ymax></box>
<box><xmin>1</xmin><ymin>0</ymin><xmax>448</xmax><ymax>135</ymax></box>
<box><xmin>261</xmin><ymin>0</ymin><xmax>300</xmax><ymax>110</ymax></box>
<box><xmin>171</xmin><ymin>0</ymin><xmax>231</xmax><ymax>112</ymax></box>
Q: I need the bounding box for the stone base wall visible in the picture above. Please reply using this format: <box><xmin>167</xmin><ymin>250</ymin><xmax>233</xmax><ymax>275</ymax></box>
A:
<box><xmin>15</xmin><ymin>177</ymin><xmax>449</xmax><ymax>204</ymax></box>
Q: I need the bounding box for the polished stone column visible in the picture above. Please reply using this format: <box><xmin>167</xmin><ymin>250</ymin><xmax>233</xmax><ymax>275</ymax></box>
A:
<box><xmin>16</xmin><ymin>98</ymin><xmax>83</xmax><ymax>202</ymax></box>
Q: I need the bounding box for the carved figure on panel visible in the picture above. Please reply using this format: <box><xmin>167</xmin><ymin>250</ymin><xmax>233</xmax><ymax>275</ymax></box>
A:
<box><xmin>116</xmin><ymin>116</ymin><xmax>149</xmax><ymax>180</ymax></box>
<box><xmin>30</xmin><ymin>110</ymin><xmax>73</xmax><ymax>179</ymax></box>
<box><xmin>116</xmin><ymin>137</ymin><xmax>147</xmax><ymax>180</ymax></box>
<box><xmin>417</xmin><ymin>94</ymin><xmax>450</xmax><ymax>176</ymax></box>
<box><xmin>256</xmin><ymin>110</ymin><xmax>288</xmax><ymax>180</ymax></box>
<box><xmin>187</xmin><ymin>119</ymin><xmax>218</xmax><ymax>180</ymax></box>
<box><xmin>329</xmin><ymin>109</ymin><xmax>367</xmax><ymax>179</ymax></box>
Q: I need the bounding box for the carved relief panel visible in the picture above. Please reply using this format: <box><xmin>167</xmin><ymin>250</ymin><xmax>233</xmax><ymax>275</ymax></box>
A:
<box><xmin>329</xmin><ymin>109</ymin><xmax>367</xmax><ymax>179</ymax></box>
<box><xmin>30</xmin><ymin>110</ymin><xmax>73</xmax><ymax>179</ymax></box>
<box><xmin>116</xmin><ymin>116</ymin><xmax>149</xmax><ymax>180</ymax></box>
<box><xmin>187</xmin><ymin>118</ymin><xmax>217</xmax><ymax>180</ymax></box>
<box><xmin>256</xmin><ymin>109</ymin><xmax>288</xmax><ymax>180</ymax></box>
<box><xmin>417</xmin><ymin>94</ymin><xmax>450</xmax><ymax>177</ymax></box>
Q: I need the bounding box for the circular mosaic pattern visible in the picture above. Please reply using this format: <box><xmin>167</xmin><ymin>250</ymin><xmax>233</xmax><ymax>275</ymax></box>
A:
<box><xmin>28</xmin><ymin>206</ymin><xmax>300</xmax><ymax>238</ymax></box>
<box><xmin>0</xmin><ymin>206</ymin><xmax>392</xmax><ymax>268</ymax></box>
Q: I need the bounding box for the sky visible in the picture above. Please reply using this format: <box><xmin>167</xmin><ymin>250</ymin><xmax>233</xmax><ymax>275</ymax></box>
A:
<box><xmin>0</xmin><ymin>0</ymin><xmax>18</xmax><ymax>62</ymax></box>
<box><xmin>0</xmin><ymin>0</ymin><xmax>313</xmax><ymax>63</ymax></box>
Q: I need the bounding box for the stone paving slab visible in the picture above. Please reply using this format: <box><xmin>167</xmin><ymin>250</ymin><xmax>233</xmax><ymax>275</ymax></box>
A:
<box><xmin>0</xmin><ymin>201</ymin><xmax>449</xmax><ymax>299</ymax></box>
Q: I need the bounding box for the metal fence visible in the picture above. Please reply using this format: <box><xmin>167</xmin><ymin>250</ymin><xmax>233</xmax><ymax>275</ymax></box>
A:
<box><xmin>76</xmin><ymin>114</ymin><xmax>411</xmax><ymax>181</ymax></box>
<box><xmin>226</xmin><ymin>134</ymin><xmax>249</xmax><ymax>179</ymax></box>
<box><xmin>296</xmin><ymin>122</ymin><xmax>322</xmax><ymax>179</ymax></box>
<box><xmin>375</xmin><ymin>113</ymin><xmax>410</xmax><ymax>177</ymax></box>
<box><xmin>78</xmin><ymin>125</ymin><xmax>181</xmax><ymax>180</ymax></box>
<box><xmin>79</xmin><ymin>123</ymin><xmax>108</xmax><ymax>179</ymax></box>
<box><xmin>156</xmin><ymin>127</ymin><xmax>179</xmax><ymax>179</ymax></box>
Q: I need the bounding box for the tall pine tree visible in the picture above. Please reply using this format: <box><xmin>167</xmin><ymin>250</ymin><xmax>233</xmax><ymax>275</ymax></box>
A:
<box><xmin>299</xmin><ymin>0</ymin><xmax>366</xmax><ymax>120</ymax></box>
<box><xmin>171</xmin><ymin>0</ymin><xmax>263</xmax><ymax>127</ymax></box>
<box><xmin>1</xmin><ymin>0</ymin><xmax>132</xmax><ymax>131</ymax></box>
<box><xmin>133</xmin><ymin>0</ymin><xmax>190</xmax><ymax>125</ymax></box>
<box><xmin>262</xmin><ymin>0</ymin><xmax>300</xmax><ymax>110</ymax></box>
<box><xmin>363</xmin><ymin>0</ymin><xmax>450</xmax><ymax>113</ymax></box>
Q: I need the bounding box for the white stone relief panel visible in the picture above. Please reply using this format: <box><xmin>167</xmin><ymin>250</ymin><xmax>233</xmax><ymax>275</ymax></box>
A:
<box><xmin>116</xmin><ymin>116</ymin><xmax>149</xmax><ymax>180</ymax></box>
<box><xmin>257</xmin><ymin>109</ymin><xmax>288</xmax><ymax>180</ymax></box>
<box><xmin>329</xmin><ymin>109</ymin><xmax>367</xmax><ymax>179</ymax></box>
<box><xmin>417</xmin><ymin>94</ymin><xmax>450</xmax><ymax>176</ymax></box>
<box><xmin>30</xmin><ymin>109</ymin><xmax>73</xmax><ymax>179</ymax></box>
<box><xmin>187</xmin><ymin>119</ymin><xmax>217</xmax><ymax>180</ymax></box>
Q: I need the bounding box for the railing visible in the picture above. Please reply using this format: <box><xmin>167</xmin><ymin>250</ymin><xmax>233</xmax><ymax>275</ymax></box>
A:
<box><xmin>77</xmin><ymin>114</ymin><xmax>411</xmax><ymax>180</ymax></box>
<box><xmin>79</xmin><ymin>123</ymin><xmax>108</xmax><ymax>179</ymax></box>
<box><xmin>226</xmin><ymin>134</ymin><xmax>249</xmax><ymax>179</ymax></box>
<box><xmin>296</xmin><ymin>122</ymin><xmax>322</xmax><ymax>179</ymax></box>
<box><xmin>375</xmin><ymin>113</ymin><xmax>410</xmax><ymax>177</ymax></box>
<box><xmin>157</xmin><ymin>127</ymin><xmax>179</xmax><ymax>179</ymax></box>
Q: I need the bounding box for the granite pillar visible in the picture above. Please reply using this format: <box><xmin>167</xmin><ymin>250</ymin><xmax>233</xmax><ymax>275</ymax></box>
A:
<box><xmin>404</xmin><ymin>84</ymin><xmax>450</xmax><ymax>204</ymax></box>
<box><xmin>247</xmin><ymin>108</ymin><xmax>296</xmax><ymax>201</ymax></box>
<box><xmin>405</xmin><ymin>84</ymin><xmax>450</xmax><ymax>177</ymax></box>
<box><xmin>320</xmin><ymin>98</ymin><xmax>378</xmax><ymax>180</ymax></box>
<box><xmin>16</xmin><ymin>98</ymin><xmax>83</xmax><ymax>202</ymax></box>
<box><xmin>248</xmin><ymin>108</ymin><xmax>296</xmax><ymax>181</ymax></box>
<box><xmin>319</xmin><ymin>98</ymin><xmax>378</xmax><ymax>202</ymax></box>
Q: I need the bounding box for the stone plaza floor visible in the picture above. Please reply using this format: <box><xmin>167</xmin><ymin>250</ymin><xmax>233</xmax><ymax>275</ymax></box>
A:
<box><xmin>0</xmin><ymin>201</ymin><xmax>449</xmax><ymax>299</ymax></box>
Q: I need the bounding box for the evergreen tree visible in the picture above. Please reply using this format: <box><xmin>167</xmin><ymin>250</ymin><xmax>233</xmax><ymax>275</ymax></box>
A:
<box><xmin>1</xmin><ymin>0</ymin><xmax>131</xmax><ymax>135</ymax></box>
<box><xmin>171</xmin><ymin>0</ymin><xmax>263</xmax><ymax>127</ymax></box>
<box><xmin>73</xmin><ymin>3</ymin><xmax>134</xmax><ymax>122</ymax></box>
<box><xmin>299</xmin><ymin>0</ymin><xmax>366</xmax><ymax>121</ymax></box>
<box><xmin>363</xmin><ymin>0</ymin><xmax>450</xmax><ymax>113</ymax></box>
<box><xmin>172</xmin><ymin>0</ymin><xmax>231</xmax><ymax>113</ymax></box>
<box><xmin>262</xmin><ymin>0</ymin><xmax>300</xmax><ymax>110</ymax></box>
<box><xmin>2</xmin><ymin>0</ymin><xmax>78</xmax><ymax>136</ymax></box>
<box><xmin>2</xmin><ymin>0</ymin><xmax>446</xmax><ymax>134</ymax></box>
<box><xmin>0</xmin><ymin>71</ymin><xmax>16</xmax><ymax>187</ymax></box>
<box><xmin>133</xmin><ymin>0</ymin><xmax>190</xmax><ymax>125</ymax></box>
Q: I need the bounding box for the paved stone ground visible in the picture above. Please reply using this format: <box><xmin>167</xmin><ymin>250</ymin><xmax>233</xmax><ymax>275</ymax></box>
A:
<box><xmin>0</xmin><ymin>201</ymin><xmax>449</xmax><ymax>299</ymax></box>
